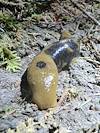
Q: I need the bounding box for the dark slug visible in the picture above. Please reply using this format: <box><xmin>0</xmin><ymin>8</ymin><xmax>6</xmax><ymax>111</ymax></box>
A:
<box><xmin>43</xmin><ymin>39</ymin><xmax>79</xmax><ymax>72</ymax></box>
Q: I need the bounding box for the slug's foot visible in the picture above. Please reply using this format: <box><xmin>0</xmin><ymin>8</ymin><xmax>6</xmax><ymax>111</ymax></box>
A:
<box><xmin>20</xmin><ymin>70</ymin><xmax>32</xmax><ymax>102</ymax></box>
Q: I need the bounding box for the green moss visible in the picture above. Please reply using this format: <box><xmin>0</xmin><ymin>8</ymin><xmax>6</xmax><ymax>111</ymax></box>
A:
<box><xmin>32</xmin><ymin>13</ymin><xmax>44</xmax><ymax>22</ymax></box>
<box><xmin>62</xmin><ymin>15</ymin><xmax>72</xmax><ymax>21</ymax></box>
<box><xmin>0</xmin><ymin>33</ymin><xmax>21</xmax><ymax>72</ymax></box>
<box><xmin>0</xmin><ymin>11</ymin><xmax>21</xmax><ymax>31</ymax></box>
<box><xmin>0</xmin><ymin>46</ymin><xmax>21</xmax><ymax>72</ymax></box>
<box><xmin>93</xmin><ymin>3</ymin><xmax>100</xmax><ymax>9</ymax></box>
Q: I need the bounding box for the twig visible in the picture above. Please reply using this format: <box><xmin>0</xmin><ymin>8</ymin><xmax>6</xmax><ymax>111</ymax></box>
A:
<box><xmin>0</xmin><ymin>27</ymin><xmax>4</xmax><ymax>32</ymax></box>
<box><xmin>0</xmin><ymin>0</ymin><xmax>24</xmax><ymax>19</ymax></box>
<box><xmin>91</xmin><ymin>29</ymin><xmax>100</xmax><ymax>32</ymax></box>
<box><xmin>80</xmin><ymin>57</ymin><xmax>100</xmax><ymax>65</ymax></box>
<box><xmin>70</xmin><ymin>0</ymin><xmax>100</xmax><ymax>26</ymax></box>
<box><xmin>77</xmin><ymin>99</ymin><xmax>92</xmax><ymax>109</ymax></box>
<box><xmin>85</xmin><ymin>58</ymin><xmax>100</xmax><ymax>65</ymax></box>
<box><xmin>87</xmin><ymin>25</ymin><xmax>94</xmax><ymax>35</ymax></box>
<box><xmin>57</xmin><ymin>90</ymin><xmax>68</xmax><ymax>106</ymax></box>
<box><xmin>2</xmin><ymin>109</ymin><xmax>16</xmax><ymax>118</ymax></box>
<box><xmin>0</xmin><ymin>0</ymin><xmax>24</xmax><ymax>9</ymax></box>
<box><xmin>54</xmin><ymin>103</ymin><xmax>71</xmax><ymax>114</ymax></box>
<box><xmin>75</xmin><ymin>21</ymin><xmax>80</xmax><ymax>33</ymax></box>
<box><xmin>90</xmin><ymin>40</ymin><xmax>100</xmax><ymax>56</ymax></box>
<box><xmin>92</xmin><ymin>93</ymin><xmax>100</xmax><ymax>96</ymax></box>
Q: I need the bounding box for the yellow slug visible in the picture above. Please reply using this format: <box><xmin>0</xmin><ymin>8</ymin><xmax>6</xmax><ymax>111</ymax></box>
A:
<box><xmin>22</xmin><ymin>31</ymin><xmax>80</xmax><ymax>110</ymax></box>
<box><xmin>27</xmin><ymin>52</ymin><xmax>58</xmax><ymax>110</ymax></box>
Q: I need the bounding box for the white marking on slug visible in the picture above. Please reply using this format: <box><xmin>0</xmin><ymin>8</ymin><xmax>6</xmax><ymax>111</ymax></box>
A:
<box><xmin>44</xmin><ymin>75</ymin><xmax>53</xmax><ymax>91</ymax></box>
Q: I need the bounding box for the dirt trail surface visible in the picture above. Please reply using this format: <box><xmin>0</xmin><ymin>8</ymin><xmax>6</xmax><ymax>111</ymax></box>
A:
<box><xmin>0</xmin><ymin>0</ymin><xmax>100</xmax><ymax>133</ymax></box>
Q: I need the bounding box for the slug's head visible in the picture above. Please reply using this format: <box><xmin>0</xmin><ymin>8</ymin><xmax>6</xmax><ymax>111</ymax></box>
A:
<box><xmin>27</xmin><ymin>52</ymin><xmax>58</xmax><ymax>110</ymax></box>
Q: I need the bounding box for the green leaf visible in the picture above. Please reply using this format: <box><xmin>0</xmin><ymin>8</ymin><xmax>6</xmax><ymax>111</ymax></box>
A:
<box><xmin>0</xmin><ymin>46</ymin><xmax>21</xmax><ymax>72</ymax></box>
<box><xmin>0</xmin><ymin>31</ymin><xmax>21</xmax><ymax>72</ymax></box>
<box><xmin>6</xmin><ymin>57</ymin><xmax>21</xmax><ymax>72</ymax></box>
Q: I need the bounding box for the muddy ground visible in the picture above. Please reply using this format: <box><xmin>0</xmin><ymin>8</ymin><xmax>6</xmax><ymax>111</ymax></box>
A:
<box><xmin>0</xmin><ymin>0</ymin><xmax>100</xmax><ymax>133</ymax></box>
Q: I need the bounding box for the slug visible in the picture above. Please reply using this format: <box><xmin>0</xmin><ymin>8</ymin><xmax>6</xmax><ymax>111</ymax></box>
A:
<box><xmin>26</xmin><ymin>31</ymin><xmax>80</xmax><ymax>110</ymax></box>
<box><xmin>43</xmin><ymin>39</ymin><xmax>79</xmax><ymax>72</ymax></box>
<box><xmin>27</xmin><ymin>52</ymin><xmax>58</xmax><ymax>109</ymax></box>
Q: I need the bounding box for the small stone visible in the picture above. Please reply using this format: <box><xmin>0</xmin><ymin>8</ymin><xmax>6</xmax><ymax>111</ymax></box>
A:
<box><xmin>59</xmin><ymin>127</ymin><xmax>72</xmax><ymax>133</ymax></box>
<box><xmin>0</xmin><ymin>123</ymin><xmax>10</xmax><ymax>132</ymax></box>
<box><xmin>37</xmin><ymin>128</ymin><xmax>49</xmax><ymax>133</ymax></box>
<box><xmin>95</xmin><ymin>105</ymin><xmax>100</xmax><ymax>111</ymax></box>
